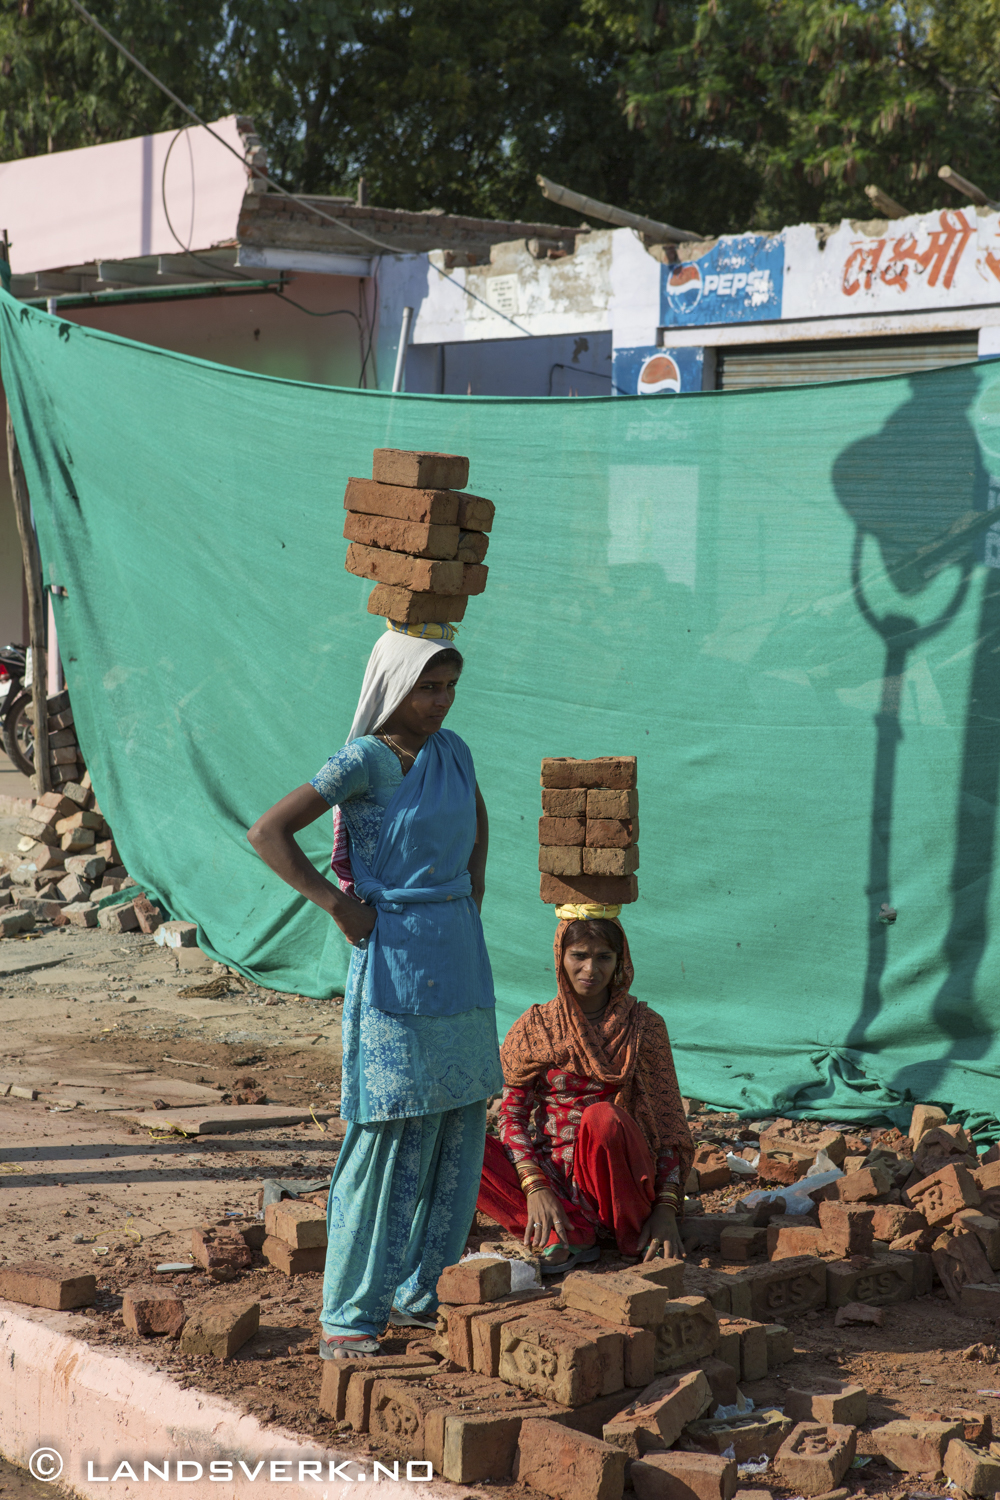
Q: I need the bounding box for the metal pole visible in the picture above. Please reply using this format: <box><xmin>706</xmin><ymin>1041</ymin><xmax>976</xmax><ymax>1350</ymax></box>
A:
<box><xmin>6</xmin><ymin>407</ymin><xmax>50</xmax><ymax>793</ymax></box>
<box><xmin>391</xmin><ymin>306</ymin><xmax>414</xmax><ymax>393</ymax></box>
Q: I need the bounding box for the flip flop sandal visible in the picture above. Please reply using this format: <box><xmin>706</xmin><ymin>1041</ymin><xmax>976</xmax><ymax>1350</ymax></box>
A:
<box><xmin>389</xmin><ymin>1307</ymin><xmax>437</xmax><ymax>1329</ymax></box>
<box><xmin>539</xmin><ymin>1243</ymin><xmax>600</xmax><ymax>1276</ymax></box>
<box><xmin>319</xmin><ymin>1333</ymin><xmax>381</xmax><ymax>1360</ymax></box>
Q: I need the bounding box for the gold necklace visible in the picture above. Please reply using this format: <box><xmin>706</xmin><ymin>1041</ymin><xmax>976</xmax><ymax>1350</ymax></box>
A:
<box><xmin>379</xmin><ymin>732</ymin><xmax>416</xmax><ymax>764</ymax></box>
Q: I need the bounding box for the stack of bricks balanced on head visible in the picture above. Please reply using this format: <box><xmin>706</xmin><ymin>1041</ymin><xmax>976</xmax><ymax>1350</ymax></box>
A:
<box><xmin>343</xmin><ymin>448</ymin><xmax>494</xmax><ymax>626</ymax></box>
<box><xmin>539</xmin><ymin>757</ymin><xmax>639</xmax><ymax>908</ymax></box>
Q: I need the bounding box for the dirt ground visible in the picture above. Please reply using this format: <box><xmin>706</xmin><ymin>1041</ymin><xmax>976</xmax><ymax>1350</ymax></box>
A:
<box><xmin>3</xmin><ymin>806</ymin><xmax>1000</xmax><ymax>1499</ymax></box>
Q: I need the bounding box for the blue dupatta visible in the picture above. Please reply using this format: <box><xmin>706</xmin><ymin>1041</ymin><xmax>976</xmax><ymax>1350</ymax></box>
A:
<box><xmin>347</xmin><ymin>728</ymin><xmax>496</xmax><ymax>1017</ymax></box>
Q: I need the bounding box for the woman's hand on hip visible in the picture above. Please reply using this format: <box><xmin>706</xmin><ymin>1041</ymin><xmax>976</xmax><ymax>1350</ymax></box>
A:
<box><xmin>331</xmin><ymin>899</ymin><xmax>376</xmax><ymax>946</ymax></box>
<box><xmin>523</xmin><ymin>1187</ymin><xmax>573</xmax><ymax>1251</ymax></box>
<box><xmin>636</xmin><ymin>1204</ymin><xmax>684</xmax><ymax>1261</ymax></box>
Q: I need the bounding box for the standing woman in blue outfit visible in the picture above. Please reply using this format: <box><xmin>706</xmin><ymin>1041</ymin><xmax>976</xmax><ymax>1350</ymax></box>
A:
<box><xmin>247</xmin><ymin>622</ymin><xmax>502</xmax><ymax>1359</ymax></box>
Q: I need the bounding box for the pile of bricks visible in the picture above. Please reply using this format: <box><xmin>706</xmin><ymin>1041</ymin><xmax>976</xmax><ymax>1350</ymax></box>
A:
<box><xmin>682</xmin><ymin>1104</ymin><xmax>1000</xmax><ymax>1321</ymax></box>
<box><xmin>538</xmin><ymin>757</ymin><xmax>638</xmax><ymax>909</ymax></box>
<box><xmin>30</xmin><ymin>687</ymin><xmax>86</xmax><ymax>786</ymax></box>
<box><xmin>261</xmin><ymin>1197</ymin><xmax>328</xmax><ymax>1277</ymax></box>
<box><xmin>343</xmin><ymin>448</ymin><xmax>494</xmax><ymax>626</ymax></box>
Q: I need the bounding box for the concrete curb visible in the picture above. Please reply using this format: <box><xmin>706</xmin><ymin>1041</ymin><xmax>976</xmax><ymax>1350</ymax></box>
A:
<box><xmin>0</xmin><ymin>1301</ymin><xmax>452</xmax><ymax>1498</ymax></box>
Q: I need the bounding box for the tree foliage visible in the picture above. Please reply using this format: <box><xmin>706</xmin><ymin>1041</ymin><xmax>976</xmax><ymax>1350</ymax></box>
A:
<box><xmin>0</xmin><ymin>0</ymin><xmax>997</xmax><ymax>238</ymax></box>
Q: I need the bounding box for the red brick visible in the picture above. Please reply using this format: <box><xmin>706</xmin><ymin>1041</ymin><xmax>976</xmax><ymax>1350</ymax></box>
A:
<box><xmin>122</xmin><ymin>1286</ymin><xmax>185</xmax><ymax>1338</ymax></box>
<box><xmin>764</xmin><ymin>1324</ymin><xmax>794</xmax><ymax>1364</ymax></box>
<box><xmin>973</xmin><ymin>1161</ymin><xmax>1000</xmax><ymax>1195</ymax></box>
<box><xmin>344</xmin><ymin>1364</ymin><xmax>439</xmax><ymax>1434</ymax></box>
<box><xmin>263</xmin><ymin>1200</ymin><xmax>327</xmax><ymax>1250</ymax></box>
<box><xmin>694</xmin><ymin>1147</ymin><xmax>732</xmax><ymax>1193</ymax></box>
<box><xmin>816</xmin><ymin>1201</ymin><xmax>875</xmax><ymax>1256</ymax></box>
<box><xmin>745</xmin><ymin>1257</ymin><xmax>827</xmax><ymax>1320</ymax></box>
<box><xmin>343</xmin><ymin>510</ymin><xmax>459</xmax><ymax>559</ymax></box>
<box><xmin>757</xmin><ymin>1153</ymin><xmax>810</xmax><ymax>1185</ymax></box>
<box><xmin>556</xmin><ymin>1306</ymin><xmax>653</xmax><ymax>1389</ymax></box>
<box><xmin>909</xmin><ymin>1103</ymin><xmax>947</xmax><ymax>1145</ymax></box>
<box><xmin>651</xmin><ymin>1296</ymin><xmax>719</xmax><ymax>1374</ymax></box>
<box><xmin>540</xmin><ymin>873</ymin><xmax>638</xmax><ymax>906</ymax></box>
<box><xmin>630</xmin><ymin>1260</ymin><xmax>686</xmax><ymax>1296</ymax></box>
<box><xmin>261</xmin><ymin>1235</ymin><xmax>324</xmax><ymax>1275</ymax></box>
<box><xmin>0</xmin><ymin>1261</ymin><xmax>96</xmax><ymax>1310</ymax></box>
<box><xmin>603</xmin><ymin>1369</ymin><xmax>712</xmax><ymax>1456</ymax></box>
<box><xmin>870</xmin><ymin>1204</ymin><xmax>925</xmax><ymax>1243</ymax></box>
<box><xmin>911</xmin><ymin>1408</ymin><xmax>992</xmax><ymax>1445</ymax></box>
<box><xmin>540</xmin><ymin>846</ymin><xmax>583</xmax><ymax>877</ymax></box>
<box><xmin>370</xmin><ymin>1374</ymin><xmax>533</xmax><ymax>1468</ymax></box>
<box><xmin>500</xmin><ymin>1313</ymin><xmax>615</xmax><ymax>1407</ymax></box>
<box><xmin>719</xmin><ymin>1224</ymin><xmax>767</xmax><ymax>1261</ymax></box>
<box><xmin>718</xmin><ymin>1318</ymin><xmax>768</xmax><ymax>1380</ymax></box>
<box><xmin>908</xmin><ymin>1162</ymin><xmax>981</xmax><ymax>1224</ymax></box>
<box><xmin>587</xmin><ymin>789</ymin><xmax>639</xmax><ymax>820</ymax></box>
<box><xmin>468</xmin><ymin>1290</ymin><xmax>558</xmax><ymax>1375</ymax></box>
<box><xmin>344</xmin><ymin>476</ymin><xmax>460</xmax><ymax>525</ymax></box>
<box><xmin>548</xmin><ymin>1390</ymin><xmax>639</xmax><ymax>1439</ymax></box>
<box><xmin>759</xmin><ymin>1125</ymin><xmax>847</xmax><ymax>1168</ymax></box>
<box><xmin>686</xmin><ymin>1411</ymin><xmax>792</xmax><ymax>1464</ymax></box>
<box><xmin>538</xmin><ymin>816</ymin><xmax>586</xmax><ymax>847</ymax></box>
<box><xmin>461</xmin><ymin>562</ymin><xmax>488</xmax><ymax>594</ymax></box>
<box><xmin>953</xmin><ymin>1210</ymin><xmax>1000</xmax><ymax>1270</ymax></box>
<box><xmin>826</xmin><ymin>1254</ymin><xmax>914</xmax><ymax>1307</ymax></box>
<box><xmin>455</xmin><ymin>493</ymin><xmax>494</xmax><ymax>532</ymax></box>
<box><xmin>131</xmin><ymin>893</ymin><xmax>162</xmax><ymax>934</ymax></box>
<box><xmin>541</xmin><ymin>757</ymin><xmax>638</xmax><ymax>790</ymax></box>
<box><xmin>944</xmin><ymin>1438</ymin><xmax>1000</xmax><ymax>1496</ymax></box>
<box><xmin>583</xmin><ymin>846</ymin><xmax>640</xmax><ymax>877</ymax></box>
<box><xmin>775</xmin><ymin>1423</ymin><xmax>856</xmax><ymax>1497</ymax></box>
<box><xmin>833</xmin><ymin>1301</ymin><xmax>884</xmax><ymax>1327</ymax></box>
<box><xmin>367</xmin><ymin>585</ymin><xmax>468</xmax><ymax>625</ymax></box>
<box><xmin>698</xmin><ymin>1356</ymin><xmax>738</xmax><ymax>1410</ymax></box>
<box><xmin>346</xmin><ymin>541</ymin><xmax>464</xmax><ymax>594</ymax></box>
<box><xmin>959</xmin><ymin>1282</ymin><xmax>1000</xmax><ymax>1315</ymax></box>
<box><xmin>437</xmin><ymin>1257</ymin><xmax>511</xmax><ymax>1306</ymax></box>
<box><xmin>784</xmin><ymin>1380</ymin><xmax>867</xmax><ymax>1426</ymax></box>
<box><xmin>372</xmin><ymin>447</ymin><xmax>469</xmax><ymax>491</ymax></box>
<box><xmin>515</xmin><ymin>1417</ymin><xmax>627</xmax><ymax>1500</ymax></box>
<box><xmin>318</xmin><ymin>1354</ymin><xmax>435</xmax><ymax>1420</ymax></box>
<box><xmin>442</xmin><ymin>1407</ymin><xmax>543</xmax><ymax>1483</ymax></box>
<box><xmin>769</xmin><ymin>1225</ymin><xmax>826</xmax><ymax>1259</ymax></box>
<box><xmin>456</xmin><ymin>530</ymin><xmax>489</xmax><ymax>563</ymax></box>
<box><xmin>562</xmin><ymin>1269</ymin><xmax>672</xmax><ymax>1328</ymax></box>
<box><xmin>178</xmin><ymin>1299</ymin><xmax>258</xmax><ymax>1357</ymax></box>
<box><xmin>586</xmin><ymin>818</ymin><xmax>638</xmax><ymax>849</ymax></box>
<box><xmin>632</xmin><ymin>1450</ymin><xmax>737</xmax><ymax>1500</ymax></box>
<box><xmin>192</xmin><ymin>1227</ymin><xmax>252</xmax><ymax>1272</ymax></box>
<box><xmin>542</xmin><ymin>788</ymin><xmax>587</xmax><ymax>817</ymax></box>
<box><xmin>933</xmin><ymin>1230</ymin><xmax>996</xmax><ymax>1305</ymax></box>
<box><xmin>873</xmin><ymin>1419</ymin><xmax>963</xmax><ymax>1471</ymax></box>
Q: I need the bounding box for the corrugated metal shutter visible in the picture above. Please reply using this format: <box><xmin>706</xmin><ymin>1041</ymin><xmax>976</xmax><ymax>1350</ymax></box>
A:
<box><xmin>716</xmin><ymin>331</ymin><xmax>979</xmax><ymax>390</ymax></box>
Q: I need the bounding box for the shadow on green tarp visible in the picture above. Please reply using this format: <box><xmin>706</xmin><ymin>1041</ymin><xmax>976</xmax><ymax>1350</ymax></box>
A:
<box><xmin>3</xmin><ymin>288</ymin><xmax>1000</xmax><ymax>1132</ymax></box>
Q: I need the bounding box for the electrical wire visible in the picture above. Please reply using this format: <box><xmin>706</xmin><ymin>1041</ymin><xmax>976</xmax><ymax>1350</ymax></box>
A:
<box><xmin>67</xmin><ymin>0</ymin><xmax>534</xmax><ymax>340</ymax></box>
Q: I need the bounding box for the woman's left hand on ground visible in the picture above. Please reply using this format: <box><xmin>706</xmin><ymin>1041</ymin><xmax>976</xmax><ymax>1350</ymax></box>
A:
<box><xmin>636</xmin><ymin>1204</ymin><xmax>684</xmax><ymax>1261</ymax></box>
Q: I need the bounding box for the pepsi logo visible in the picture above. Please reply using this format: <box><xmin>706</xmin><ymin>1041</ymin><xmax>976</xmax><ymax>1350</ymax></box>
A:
<box><xmin>665</xmin><ymin>262</ymin><xmax>703</xmax><ymax>314</ymax></box>
<box><xmin>637</xmin><ymin>354</ymin><xmax>681</xmax><ymax>396</ymax></box>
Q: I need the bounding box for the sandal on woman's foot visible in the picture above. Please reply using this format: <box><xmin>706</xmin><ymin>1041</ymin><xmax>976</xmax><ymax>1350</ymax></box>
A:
<box><xmin>540</xmin><ymin>1243</ymin><xmax>600</xmax><ymax>1276</ymax></box>
<box><xmin>388</xmin><ymin>1307</ymin><xmax>437</xmax><ymax>1329</ymax></box>
<box><xmin>319</xmin><ymin>1333</ymin><xmax>381</xmax><ymax>1360</ymax></box>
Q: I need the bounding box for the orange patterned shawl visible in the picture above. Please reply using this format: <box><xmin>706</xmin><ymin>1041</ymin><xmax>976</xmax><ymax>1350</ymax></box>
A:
<box><xmin>500</xmin><ymin>919</ymin><xmax>693</xmax><ymax>1182</ymax></box>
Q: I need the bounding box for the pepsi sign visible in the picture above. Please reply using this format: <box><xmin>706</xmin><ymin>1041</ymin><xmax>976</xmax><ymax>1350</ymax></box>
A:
<box><xmin>612</xmin><ymin>345</ymin><xmax>705</xmax><ymax>397</ymax></box>
<box><xmin>661</xmin><ymin>233</ymin><xmax>784</xmax><ymax>327</ymax></box>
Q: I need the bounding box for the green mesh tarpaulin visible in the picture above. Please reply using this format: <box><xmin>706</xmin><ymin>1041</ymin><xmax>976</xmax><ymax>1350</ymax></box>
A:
<box><xmin>5</xmin><ymin>289</ymin><xmax>1000</xmax><ymax>1129</ymax></box>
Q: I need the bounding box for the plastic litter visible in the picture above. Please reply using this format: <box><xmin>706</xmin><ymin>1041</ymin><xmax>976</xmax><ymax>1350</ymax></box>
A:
<box><xmin>727</xmin><ymin>1152</ymin><xmax>759</xmax><ymax>1175</ymax></box>
<box><xmin>737</xmin><ymin>1457</ymin><xmax>769</xmax><ymax>1475</ymax></box>
<box><xmin>850</xmin><ymin>1456</ymin><xmax>872</xmax><ymax>1468</ymax></box>
<box><xmin>713</xmin><ymin>1394</ymin><xmax>755</xmax><ymax>1421</ymax></box>
<box><xmin>460</xmin><ymin>1250</ymin><xmax>540</xmax><ymax>1290</ymax></box>
<box><xmin>92</xmin><ymin>1247</ymin><xmax>110</xmax><ymax>1256</ymax></box>
<box><xmin>739</xmin><ymin>1159</ymin><xmax>844</xmax><ymax>1216</ymax></box>
<box><xmin>155</xmin><ymin>1262</ymin><xmax>196</xmax><ymax>1273</ymax></box>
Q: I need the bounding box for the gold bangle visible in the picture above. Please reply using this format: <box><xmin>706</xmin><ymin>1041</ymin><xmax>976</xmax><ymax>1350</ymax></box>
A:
<box><xmin>520</xmin><ymin>1177</ymin><xmax>547</xmax><ymax>1196</ymax></box>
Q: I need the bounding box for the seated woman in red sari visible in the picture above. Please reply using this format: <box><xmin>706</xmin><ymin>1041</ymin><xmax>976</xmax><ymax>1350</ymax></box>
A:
<box><xmin>478</xmin><ymin>914</ymin><xmax>693</xmax><ymax>1271</ymax></box>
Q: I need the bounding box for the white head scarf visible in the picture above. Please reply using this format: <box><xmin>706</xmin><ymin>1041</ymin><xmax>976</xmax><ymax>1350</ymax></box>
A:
<box><xmin>348</xmin><ymin>625</ymin><xmax>457</xmax><ymax>741</ymax></box>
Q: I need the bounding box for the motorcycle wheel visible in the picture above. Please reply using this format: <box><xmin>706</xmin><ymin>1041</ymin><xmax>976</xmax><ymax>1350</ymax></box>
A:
<box><xmin>2</xmin><ymin>691</ymin><xmax>35</xmax><ymax>776</ymax></box>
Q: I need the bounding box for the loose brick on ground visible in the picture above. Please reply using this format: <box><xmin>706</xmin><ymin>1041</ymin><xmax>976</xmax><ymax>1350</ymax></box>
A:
<box><xmin>812</xmin><ymin>1165</ymin><xmax>891</xmax><ymax>1204</ymax></box>
<box><xmin>686</xmin><ymin>1411</ymin><xmax>792</xmax><ymax>1463</ymax></box>
<box><xmin>603</xmin><ymin>1369</ymin><xmax>712</xmax><ymax>1457</ymax></box>
<box><xmin>344</xmin><ymin>1364</ymin><xmax>440</xmax><ymax>1434</ymax></box>
<box><xmin>744</xmin><ymin>1256</ymin><xmax>827</xmax><ymax>1321</ymax></box>
<box><xmin>318</xmin><ymin>1354</ymin><xmax>435</xmax><ymax>1421</ymax></box>
<box><xmin>464</xmin><ymin>1289</ymin><xmax>557</xmax><ymax>1375</ymax></box>
<box><xmin>872</xmin><ymin>1419</ymin><xmax>964</xmax><ymax>1472</ymax></box>
<box><xmin>953</xmin><ymin>1210</ymin><xmax>1000</xmax><ymax>1271</ymax></box>
<box><xmin>769</xmin><ymin>1225</ymin><xmax>826</xmax><ymax>1259</ymax></box>
<box><xmin>775</xmin><ymin>1423</ymin><xmax>856</xmax><ymax>1497</ymax></box>
<box><xmin>764</xmin><ymin>1323</ymin><xmax>794</xmax><ymax>1364</ymax></box>
<box><xmin>443</xmin><ymin>1405</ymin><xmax>546</xmax><ymax>1484</ymax></box>
<box><xmin>651</xmin><ymin>1296</ymin><xmax>719</xmax><ymax>1374</ymax></box>
<box><xmin>632</xmin><ymin>1450</ymin><xmax>737</xmax><ymax>1500</ymax></box>
<box><xmin>907</xmin><ymin>1163</ymin><xmax>981</xmax><ymax>1225</ymax></box>
<box><xmin>944</xmin><ymin>1439</ymin><xmax>1000</xmax><ymax>1496</ymax></box>
<box><xmin>263</xmin><ymin>1200</ymin><xmax>327</xmax><ymax>1250</ymax></box>
<box><xmin>870</xmin><ymin>1204</ymin><xmax>926</xmax><ymax>1243</ymax></box>
<box><xmin>826</xmin><ymin>1253</ymin><xmax>914</xmax><ymax>1307</ymax></box>
<box><xmin>718</xmin><ymin>1318</ymin><xmax>768</xmax><ymax>1380</ymax></box>
<box><xmin>500</xmin><ymin>1314</ymin><xmax>611</xmax><ymax>1407</ymax></box>
<box><xmin>959</xmin><ymin>1282</ymin><xmax>1000</xmax><ymax>1315</ymax></box>
<box><xmin>191</xmin><ymin>1227</ymin><xmax>252</xmax><ymax>1272</ymax></box>
<box><xmin>0</xmin><ymin>1261</ymin><xmax>96</xmax><ymax>1310</ymax></box>
<box><xmin>817</xmin><ymin>1202</ymin><xmax>875</xmax><ymax>1256</ymax></box>
<box><xmin>97</xmin><ymin>902</ymin><xmax>138</xmax><ymax>932</ymax></box>
<box><xmin>515</xmin><ymin>1417</ymin><xmax>627</xmax><ymax>1500</ymax></box>
<box><xmin>178</xmin><ymin>1299</ymin><xmax>259</xmax><ymax>1358</ymax></box>
<box><xmin>555</xmin><ymin>1306</ymin><xmax>653</xmax><ymax>1389</ymax></box>
<box><xmin>933</xmin><ymin>1230</ymin><xmax>996</xmax><ymax>1304</ymax></box>
<box><xmin>784</xmin><ymin>1380</ymin><xmax>867</xmax><ymax>1426</ymax></box>
<box><xmin>909</xmin><ymin>1103</ymin><xmax>947</xmax><ymax>1144</ymax></box>
<box><xmin>437</xmin><ymin>1256</ymin><xmax>511</xmax><ymax>1306</ymax></box>
<box><xmin>122</xmin><ymin>1286</ymin><xmax>185</xmax><ymax>1338</ymax></box>
<box><xmin>562</xmin><ymin>1269</ymin><xmax>672</xmax><ymax>1328</ymax></box>
<box><xmin>693</xmin><ymin>1147</ymin><xmax>731</xmax><ymax>1193</ymax></box>
<box><xmin>261</xmin><ymin>1235</ymin><xmax>324</xmax><ymax>1276</ymax></box>
<box><xmin>719</xmin><ymin>1225</ymin><xmax>767</xmax><ymax>1261</ymax></box>
<box><xmin>698</xmin><ymin>1355</ymin><xmax>738</xmax><ymax>1410</ymax></box>
<box><xmin>631</xmin><ymin>1260</ymin><xmax>686</xmax><ymax>1295</ymax></box>
<box><xmin>370</xmin><ymin>1374</ymin><xmax>536</xmax><ymax>1471</ymax></box>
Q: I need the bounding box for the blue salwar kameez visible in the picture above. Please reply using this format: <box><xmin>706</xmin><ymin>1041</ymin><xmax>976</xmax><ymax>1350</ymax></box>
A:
<box><xmin>311</xmin><ymin>733</ymin><xmax>502</xmax><ymax>1338</ymax></box>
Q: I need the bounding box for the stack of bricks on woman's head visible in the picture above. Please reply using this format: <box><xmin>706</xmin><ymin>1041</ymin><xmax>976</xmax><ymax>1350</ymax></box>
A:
<box><xmin>539</xmin><ymin>757</ymin><xmax>638</xmax><ymax>907</ymax></box>
<box><xmin>343</xmin><ymin>448</ymin><xmax>494</xmax><ymax>626</ymax></box>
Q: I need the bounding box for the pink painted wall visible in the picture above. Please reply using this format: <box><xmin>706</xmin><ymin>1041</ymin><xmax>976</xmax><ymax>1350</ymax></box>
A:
<box><xmin>0</xmin><ymin>118</ymin><xmax>249</xmax><ymax>275</ymax></box>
